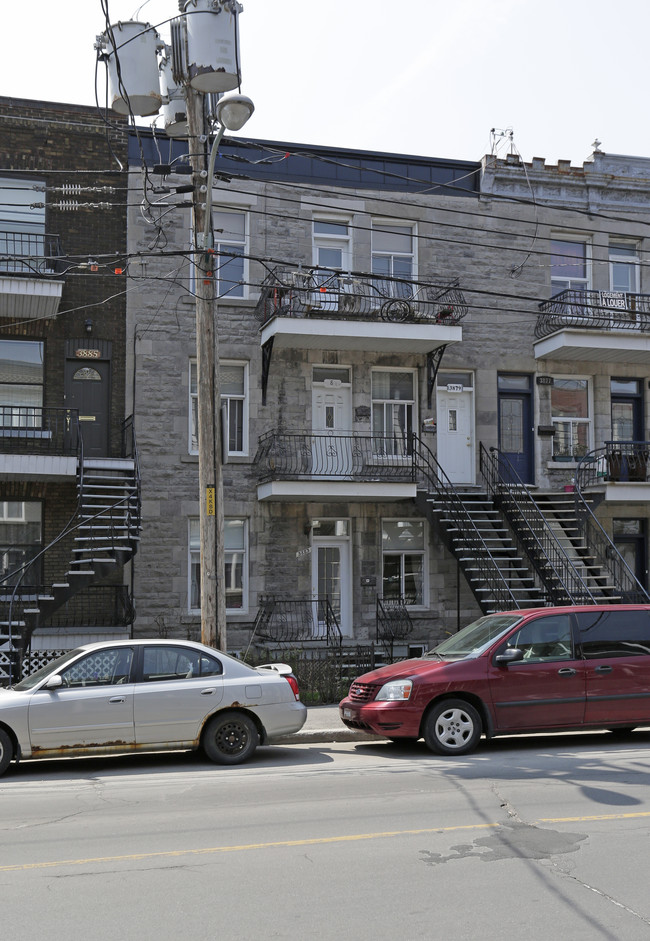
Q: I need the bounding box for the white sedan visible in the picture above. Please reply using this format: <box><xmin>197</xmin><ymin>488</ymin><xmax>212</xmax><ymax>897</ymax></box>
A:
<box><xmin>0</xmin><ymin>639</ymin><xmax>307</xmax><ymax>775</ymax></box>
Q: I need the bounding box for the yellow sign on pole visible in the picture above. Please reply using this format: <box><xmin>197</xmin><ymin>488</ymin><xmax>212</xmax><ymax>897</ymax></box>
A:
<box><xmin>206</xmin><ymin>486</ymin><xmax>216</xmax><ymax>516</ymax></box>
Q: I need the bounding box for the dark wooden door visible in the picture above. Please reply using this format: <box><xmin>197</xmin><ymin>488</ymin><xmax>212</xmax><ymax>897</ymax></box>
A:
<box><xmin>64</xmin><ymin>359</ymin><xmax>110</xmax><ymax>457</ymax></box>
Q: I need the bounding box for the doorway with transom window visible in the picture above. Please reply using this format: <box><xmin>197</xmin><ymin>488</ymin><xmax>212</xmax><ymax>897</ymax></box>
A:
<box><xmin>310</xmin><ymin>518</ymin><xmax>352</xmax><ymax>637</ymax></box>
<box><xmin>312</xmin><ymin>366</ymin><xmax>352</xmax><ymax>477</ymax></box>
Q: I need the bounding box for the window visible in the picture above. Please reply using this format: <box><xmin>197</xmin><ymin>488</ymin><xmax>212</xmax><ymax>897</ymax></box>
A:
<box><xmin>372</xmin><ymin>369</ymin><xmax>415</xmax><ymax>456</ymax></box>
<box><xmin>189</xmin><ymin>517</ymin><xmax>247</xmax><ymax>612</ymax></box>
<box><xmin>575</xmin><ymin>609</ymin><xmax>650</xmax><ymax>659</ymax></box>
<box><xmin>221</xmin><ymin>362</ymin><xmax>248</xmax><ymax>456</ymax></box>
<box><xmin>551</xmin><ymin>239</ymin><xmax>589</xmax><ymax>295</ymax></box>
<box><xmin>0</xmin><ymin>340</ymin><xmax>44</xmax><ymax>428</ymax></box>
<box><xmin>551</xmin><ymin>377</ymin><xmax>590</xmax><ymax>460</ymax></box>
<box><xmin>312</xmin><ymin>219</ymin><xmax>351</xmax><ymax>271</ymax></box>
<box><xmin>504</xmin><ymin>615</ymin><xmax>573</xmax><ymax>662</ymax></box>
<box><xmin>0</xmin><ymin>177</ymin><xmax>46</xmax><ymax>273</ymax></box>
<box><xmin>141</xmin><ymin>645</ymin><xmax>222</xmax><ymax>682</ymax></box>
<box><xmin>372</xmin><ymin>222</ymin><xmax>415</xmax><ymax>298</ymax></box>
<box><xmin>213</xmin><ymin>210</ymin><xmax>246</xmax><ymax>297</ymax></box>
<box><xmin>189</xmin><ymin>361</ymin><xmax>248</xmax><ymax>456</ymax></box>
<box><xmin>60</xmin><ymin>647</ymin><xmax>134</xmax><ymax>688</ymax></box>
<box><xmin>382</xmin><ymin>519</ymin><xmax>426</xmax><ymax>606</ymax></box>
<box><xmin>609</xmin><ymin>242</ymin><xmax>639</xmax><ymax>295</ymax></box>
<box><xmin>0</xmin><ymin>500</ymin><xmax>42</xmax><ymax>585</ymax></box>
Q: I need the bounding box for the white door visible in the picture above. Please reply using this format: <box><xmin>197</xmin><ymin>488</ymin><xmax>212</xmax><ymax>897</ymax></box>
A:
<box><xmin>311</xmin><ymin>538</ymin><xmax>351</xmax><ymax>637</ymax></box>
<box><xmin>436</xmin><ymin>388</ymin><xmax>475</xmax><ymax>484</ymax></box>
<box><xmin>312</xmin><ymin>383</ymin><xmax>353</xmax><ymax>475</ymax></box>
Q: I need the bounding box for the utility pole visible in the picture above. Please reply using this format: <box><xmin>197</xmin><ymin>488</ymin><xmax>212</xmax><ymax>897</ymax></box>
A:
<box><xmin>97</xmin><ymin>2</ymin><xmax>252</xmax><ymax>653</ymax></box>
<box><xmin>185</xmin><ymin>88</ymin><xmax>226</xmax><ymax>650</ymax></box>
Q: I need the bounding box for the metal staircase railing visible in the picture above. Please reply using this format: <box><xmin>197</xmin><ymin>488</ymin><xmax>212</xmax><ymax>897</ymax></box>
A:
<box><xmin>575</xmin><ymin>447</ymin><xmax>650</xmax><ymax>603</ymax></box>
<box><xmin>479</xmin><ymin>444</ymin><xmax>603</xmax><ymax>604</ymax></box>
<box><xmin>0</xmin><ymin>417</ymin><xmax>141</xmax><ymax>683</ymax></box>
<box><xmin>413</xmin><ymin>435</ymin><xmax>533</xmax><ymax>612</ymax></box>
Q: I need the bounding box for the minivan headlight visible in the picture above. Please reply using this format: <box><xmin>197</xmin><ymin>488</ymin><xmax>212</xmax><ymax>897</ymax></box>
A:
<box><xmin>375</xmin><ymin>679</ymin><xmax>413</xmax><ymax>701</ymax></box>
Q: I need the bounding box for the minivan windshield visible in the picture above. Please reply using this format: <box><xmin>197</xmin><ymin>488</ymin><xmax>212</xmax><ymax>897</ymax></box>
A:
<box><xmin>427</xmin><ymin>614</ymin><xmax>522</xmax><ymax>659</ymax></box>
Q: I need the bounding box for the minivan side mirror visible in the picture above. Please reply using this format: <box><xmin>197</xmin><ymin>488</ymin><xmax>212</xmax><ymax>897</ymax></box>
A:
<box><xmin>495</xmin><ymin>647</ymin><xmax>524</xmax><ymax>666</ymax></box>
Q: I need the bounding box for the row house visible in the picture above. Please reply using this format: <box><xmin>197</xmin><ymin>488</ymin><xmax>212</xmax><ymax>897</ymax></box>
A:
<box><xmin>0</xmin><ymin>98</ymin><xmax>141</xmax><ymax>683</ymax></box>
<box><xmin>126</xmin><ymin>130</ymin><xmax>650</xmax><ymax>657</ymax></box>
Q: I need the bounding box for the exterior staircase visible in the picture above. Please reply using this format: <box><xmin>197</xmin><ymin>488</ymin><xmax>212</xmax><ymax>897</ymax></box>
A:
<box><xmin>0</xmin><ymin>425</ymin><xmax>141</xmax><ymax>678</ymax></box>
<box><xmin>414</xmin><ymin>438</ymin><xmax>547</xmax><ymax>613</ymax></box>
<box><xmin>479</xmin><ymin>443</ymin><xmax>649</xmax><ymax>605</ymax></box>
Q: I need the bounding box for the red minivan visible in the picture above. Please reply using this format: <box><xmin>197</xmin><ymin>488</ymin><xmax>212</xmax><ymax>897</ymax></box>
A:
<box><xmin>339</xmin><ymin>605</ymin><xmax>650</xmax><ymax>755</ymax></box>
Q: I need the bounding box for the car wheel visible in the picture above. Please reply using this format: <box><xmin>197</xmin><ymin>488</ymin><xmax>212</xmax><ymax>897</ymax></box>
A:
<box><xmin>423</xmin><ymin>699</ymin><xmax>482</xmax><ymax>756</ymax></box>
<box><xmin>202</xmin><ymin>712</ymin><xmax>259</xmax><ymax>765</ymax></box>
<box><xmin>0</xmin><ymin>728</ymin><xmax>13</xmax><ymax>776</ymax></box>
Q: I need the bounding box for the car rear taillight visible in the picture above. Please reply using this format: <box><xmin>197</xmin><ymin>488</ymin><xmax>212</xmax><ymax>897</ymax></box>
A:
<box><xmin>285</xmin><ymin>674</ymin><xmax>300</xmax><ymax>701</ymax></box>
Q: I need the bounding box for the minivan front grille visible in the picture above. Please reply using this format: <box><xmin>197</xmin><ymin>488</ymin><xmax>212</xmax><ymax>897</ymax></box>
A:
<box><xmin>349</xmin><ymin>682</ymin><xmax>379</xmax><ymax>703</ymax></box>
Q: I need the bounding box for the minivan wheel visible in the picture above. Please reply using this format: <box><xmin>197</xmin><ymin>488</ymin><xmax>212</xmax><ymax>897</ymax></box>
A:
<box><xmin>423</xmin><ymin>699</ymin><xmax>482</xmax><ymax>756</ymax></box>
<box><xmin>0</xmin><ymin>728</ymin><xmax>13</xmax><ymax>776</ymax></box>
<box><xmin>202</xmin><ymin>712</ymin><xmax>259</xmax><ymax>765</ymax></box>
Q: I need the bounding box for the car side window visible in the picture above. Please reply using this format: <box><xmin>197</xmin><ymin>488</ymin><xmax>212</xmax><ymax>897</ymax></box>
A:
<box><xmin>575</xmin><ymin>610</ymin><xmax>650</xmax><ymax>659</ymax></box>
<box><xmin>141</xmin><ymin>646</ymin><xmax>223</xmax><ymax>681</ymax></box>
<box><xmin>505</xmin><ymin>615</ymin><xmax>573</xmax><ymax>662</ymax></box>
<box><xmin>60</xmin><ymin>648</ymin><xmax>134</xmax><ymax>688</ymax></box>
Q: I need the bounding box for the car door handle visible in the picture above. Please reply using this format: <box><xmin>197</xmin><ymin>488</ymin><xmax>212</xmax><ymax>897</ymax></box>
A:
<box><xmin>201</xmin><ymin>688</ymin><xmax>216</xmax><ymax>695</ymax></box>
<box><xmin>109</xmin><ymin>696</ymin><xmax>126</xmax><ymax>703</ymax></box>
<box><xmin>558</xmin><ymin>668</ymin><xmax>577</xmax><ymax>676</ymax></box>
<box><xmin>594</xmin><ymin>665</ymin><xmax>613</xmax><ymax>674</ymax></box>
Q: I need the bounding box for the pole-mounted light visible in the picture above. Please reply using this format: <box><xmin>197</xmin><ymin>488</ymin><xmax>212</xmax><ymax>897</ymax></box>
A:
<box><xmin>203</xmin><ymin>95</ymin><xmax>255</xmax><ymax>246</ymax></box>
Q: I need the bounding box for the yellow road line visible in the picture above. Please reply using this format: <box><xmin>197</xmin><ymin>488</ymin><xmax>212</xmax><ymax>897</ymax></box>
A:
<box><xmin>2</xmin><ymin>812</ymin><xmax>649</xmax><ymax>873</ymax></box>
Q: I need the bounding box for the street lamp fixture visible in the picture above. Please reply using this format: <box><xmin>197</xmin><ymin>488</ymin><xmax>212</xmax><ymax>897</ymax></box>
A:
<box><xmin>204</xmin><ymin>94</ymin><xmax>255</xmax><ymax>246</ymax></box>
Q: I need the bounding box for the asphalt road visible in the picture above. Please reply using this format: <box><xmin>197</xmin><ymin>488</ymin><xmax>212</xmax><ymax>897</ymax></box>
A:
<box><xmin>3</xmin><ymin>731</ymin><xmax>650</xmax><ymax>940</ymax></box>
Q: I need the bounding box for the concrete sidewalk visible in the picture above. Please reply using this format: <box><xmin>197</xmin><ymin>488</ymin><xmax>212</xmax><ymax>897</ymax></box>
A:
<box><xmin>271</xmin><ymin>704</ymin><xmax>386</xmax><ymax>745</ymax></box>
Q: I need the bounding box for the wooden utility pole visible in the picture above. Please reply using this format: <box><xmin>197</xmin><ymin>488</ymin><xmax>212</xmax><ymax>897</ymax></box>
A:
<box><xmin>186</xmin><ymin>88</ymin><xmax>227</xmax><ymax>650</ymax></box>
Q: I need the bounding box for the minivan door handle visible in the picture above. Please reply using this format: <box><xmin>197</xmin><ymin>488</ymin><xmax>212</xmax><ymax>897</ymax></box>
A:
<box><xmin>594</xmin><ymin>665</ymin><xmax>613</xmax><ymax>674</ymax></box>
<box><xmin>558</xmin><ymin>668</ymin><xmax>577</xmax><ymax>676</ymax></box>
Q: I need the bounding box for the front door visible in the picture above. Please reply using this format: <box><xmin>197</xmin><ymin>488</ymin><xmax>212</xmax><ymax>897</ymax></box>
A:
<box><xmin>311</xmin><ymin>526</ymin><xmax>351</xmax><ymax>637</ymax></box>
<box><xmin>611</xmin><ymin>378</ymin><xmax>643</xmax><ymax>442</ymax></box>
<box><xmin>436</xmin><ymin>386</ymin><xmax>475</xmax><ymax>484</ymax></box>
<box><xmin>312</xmin><ymin>370</ymin><xmax>352</xmax><ymax>476</ymax></box>
<box><xmin>65</xmin><ymin>358</ymin><xmax>110</xmax><ymax>457</ymax></box>
<box><xmin>497</xmin><ymin>374</ymin><xmax>534</xmax><ymax>483</ymax></box>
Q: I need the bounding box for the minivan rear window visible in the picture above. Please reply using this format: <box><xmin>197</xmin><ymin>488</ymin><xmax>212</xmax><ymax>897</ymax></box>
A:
<box><xmin>575</xmin><ymin>610</ymin><xmax>650</xmax><ymax>659</ymax></box>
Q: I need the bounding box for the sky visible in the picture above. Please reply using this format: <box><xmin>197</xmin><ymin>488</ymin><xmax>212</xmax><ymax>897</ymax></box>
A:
<box><xmin>2</xmin><ymin>0</ymin><xmax>650</xmax><ymax>166</ymax></box>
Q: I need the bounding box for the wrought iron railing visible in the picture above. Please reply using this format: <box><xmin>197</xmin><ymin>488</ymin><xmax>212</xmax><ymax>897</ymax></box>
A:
<box><xmin>0</xmin><ymin>585</ymin><xmax>134</xmax><ymax>629</ymax></box>
<box><xmin>376</xmin><ymin>597</ymin><xmax>413</xmax><ymax>643</ymax></box>
<box><xmin>413</xmin><ymin>436</ymin><xmax>531</xmax><ymax>612</ymax></box>
<box><xmin>576</xmin><ymin>440</ymin><xmax>649</xmax><ymax>485</ymax></box>
<box><xmin>479</xmin><ymin>444</ymin><xmax>602</xmax><ymax>604</ymax></box>
<box><xmin>575</xmin><ymin>447</ymin><xmax>650</xmax><ymax>604</ymax></box>
<box><xmin>256</xmin><ymin>265</ymin><xmax>468</xmax><ymax>325</ymax></box>
<box><xmin>537</xmin><ymin>288</ymin><xmax>650</xmax><ymax>338</ymax></box>
<box><xmin>0</xmin><ymin>407</ymin><xmax>79</xmax><ymax>455</ymax></box>
<box><xmin>0</xmin><ymin>231</ymin><xmax>65</xmax><ymax>275</ymax></box>
<box><xmin>256</xmin><ymin>432</ymin><xmax>416</xmax><ymax>482</ymax></box>
<box><xmin>251</xmin><ymin>596</ymin><xmax>343</xmax><ymax>646</ymax></box>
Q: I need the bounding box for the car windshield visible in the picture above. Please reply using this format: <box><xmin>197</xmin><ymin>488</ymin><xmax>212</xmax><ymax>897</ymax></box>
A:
<box><xmin>12</xmin><ymin>649</ymin><xmax>85</xmax><ymax>691</ymax></box>
<box><xmin>427</xmin><ymin>614</ymin><xmax>523</xmax><ymax>659</ymax></box>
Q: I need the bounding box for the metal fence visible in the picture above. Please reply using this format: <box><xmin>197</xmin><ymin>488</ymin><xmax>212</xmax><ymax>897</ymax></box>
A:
<box><xmin>537</xmin><ymin>288</ymin><xmax>650</xmax><ymax>338</ymax></box>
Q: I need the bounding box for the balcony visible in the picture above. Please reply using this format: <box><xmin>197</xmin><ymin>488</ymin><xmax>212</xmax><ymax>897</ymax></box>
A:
<box><xmin>255</xmin><ymin>431</ymin><xmax>418</xmax><ymax>501</ymax></box>
<box><xmin>257</xmin><ymin>266</ymin><xmax>466</xmax><ymax>403</ymax></box>
<box><xmin>535</xmin><ymin>289</ymin><xmax>650</xmax><ymax>363</ymax></box>
<box><xmin>0</xmin><ymin>230</ymin><xmax>65</xmax><ymax>320</ymax></box>
<box><xmin>0</xmin><ymin>408</ymin><xmax>80</xmax><ymax>480</ymax></box>
<box><xmin>577</xmin><ymin>441</ymin><xmax>650</xmax><ymax>502</ymax></box>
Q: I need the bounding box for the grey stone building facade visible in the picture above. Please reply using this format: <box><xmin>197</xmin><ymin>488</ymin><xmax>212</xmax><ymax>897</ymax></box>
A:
<box><xmin>126</xmin><ymin>132</ymin><xmax>650</xmax><ymax>654</ymax></box>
